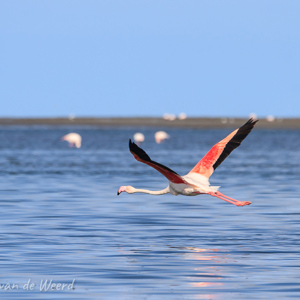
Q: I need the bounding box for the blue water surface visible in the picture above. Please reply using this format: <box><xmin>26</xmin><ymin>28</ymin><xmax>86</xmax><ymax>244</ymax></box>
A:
<box><xmin>0</xmin><ymin>126</ymin><xmax>299</xmax><ymax>299</ymax></box>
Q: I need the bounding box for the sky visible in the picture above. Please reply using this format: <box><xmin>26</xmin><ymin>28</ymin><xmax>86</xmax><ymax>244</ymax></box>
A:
<box><xmin>0</xmin><ymin>0</ymin><xmax>300</xmax><ymax>118</ymax></box>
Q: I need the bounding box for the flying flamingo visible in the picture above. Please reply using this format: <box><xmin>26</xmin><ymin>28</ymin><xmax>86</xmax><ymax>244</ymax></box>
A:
<box><xmin>117</xmin><ymin>118</ymin><xmax>258</xmax><ymax>206</ymax></box>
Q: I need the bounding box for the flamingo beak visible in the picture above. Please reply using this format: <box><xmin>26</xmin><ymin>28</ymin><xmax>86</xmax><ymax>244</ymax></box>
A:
<box><xmin>117</xmin><ymin>186</ymin><xmax>126</xmax><ymax>195</ymax></box>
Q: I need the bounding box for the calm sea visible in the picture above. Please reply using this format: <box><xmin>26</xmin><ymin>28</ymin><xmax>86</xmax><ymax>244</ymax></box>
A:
<box><xmin>0</xmin><ymin>126</ymin><xmax>299</xmax><ymax>299</ymax></box>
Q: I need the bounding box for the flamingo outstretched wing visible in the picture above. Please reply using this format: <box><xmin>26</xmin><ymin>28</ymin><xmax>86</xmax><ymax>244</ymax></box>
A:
<box><xmin>189</xmin><ymin>118</ymin><xmax>258</xmax><ymax>178</ymax></box>
<box><xmin>129</xmin><ymin>140</ymin><xmax>187</xmax><ymax>184</ymax></box>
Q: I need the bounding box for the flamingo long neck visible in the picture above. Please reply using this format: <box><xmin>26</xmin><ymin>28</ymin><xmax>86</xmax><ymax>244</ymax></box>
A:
<box><xmin>132</xmin><ymin>187</ymin><xmax>169</xmax><ymax>195</ymax></box>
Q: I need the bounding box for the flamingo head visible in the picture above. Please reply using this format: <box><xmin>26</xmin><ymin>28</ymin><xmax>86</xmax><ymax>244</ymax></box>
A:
<box><xmin>117</xmin><ymin>185</ymin><xmax>134</xmax><ymax>195</ymax></box>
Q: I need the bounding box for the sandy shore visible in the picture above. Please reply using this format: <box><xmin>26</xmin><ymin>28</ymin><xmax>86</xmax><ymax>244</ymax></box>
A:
<box><xmin>0</xmin><ymin>117</ymin><xmax>299</xmax><ymax>129</ymax></box>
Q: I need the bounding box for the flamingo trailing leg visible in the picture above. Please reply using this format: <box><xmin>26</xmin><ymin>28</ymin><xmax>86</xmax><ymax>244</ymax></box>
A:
<box><xmin>118</xmin><ymin>118</ymin><xmax>258</xmax><ymax>207</ymax></box>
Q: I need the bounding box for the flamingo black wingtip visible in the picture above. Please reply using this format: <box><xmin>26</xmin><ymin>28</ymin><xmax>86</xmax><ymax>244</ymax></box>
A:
<box><xmin>129</xmin><ymin>139</ymin><xmax>137</xmax><ymax>151</ymax></box>
<box><xmin>247</xmin><ymin>118</ymin><xmax>259</xmax><ymax>126</ymax></box>
<box><xmin>129</xmin><ymin>139</ymin><xmax>151</xmax><ymax>162</ymax></box>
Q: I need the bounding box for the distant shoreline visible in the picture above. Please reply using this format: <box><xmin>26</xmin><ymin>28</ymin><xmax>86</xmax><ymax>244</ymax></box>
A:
<box><xmin>0</xmin><ymin>117</ymin><xmax>299</xmax><ymax>129</ymax></box>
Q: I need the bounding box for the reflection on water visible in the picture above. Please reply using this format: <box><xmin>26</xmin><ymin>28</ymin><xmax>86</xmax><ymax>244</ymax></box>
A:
<box><xmin>0</xmin><ymin>127</ymin><xmax>300</xmax><ymax>299</ymax></box>
<box><xmin>183</xmin><ymin>247</ymin><xmax>225</xmax><ymax>297</ymax></box>
<box><xmin>117</xmin><ymin>245</ymin><xmax>228</xmax><ymax>299</ymax></box>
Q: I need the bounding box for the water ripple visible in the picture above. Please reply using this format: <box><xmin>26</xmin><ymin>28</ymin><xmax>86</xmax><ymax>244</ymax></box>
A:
<box><xmin>0</xmin><ymin>127</ymin><xmax>299</xmax><ymax>299</ymax></box>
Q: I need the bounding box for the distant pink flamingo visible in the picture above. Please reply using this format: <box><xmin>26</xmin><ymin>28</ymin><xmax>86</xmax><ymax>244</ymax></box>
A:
<box><xmin>118</xmin><ymin>119</ymin><xmax>258</xmax><ymax>206</ymax></box>
<box><xmin>155</xmin><ymin>131</ymin><xmax>170</xmax><ymax>144</ymax></box>
<box><xmin>133</xmin><ymin>132</ymin><xmax>145</xmax><ymax>145</ymax></box>
<box><xmin>61</xmin><ymin>133</ymin><xmax>82</xmax><ymax>148</ymax></box>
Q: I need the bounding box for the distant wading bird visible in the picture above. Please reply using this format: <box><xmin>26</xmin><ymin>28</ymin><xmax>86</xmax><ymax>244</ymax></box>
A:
<box><xmin>155</xmin><ymin>131</ymin><xmax>170</xmax><ymax>144</ymax></box>
<box><xmin>133</xmin><ymin>132</ymin><xmax>145</xmax><ymax>145</ymax></box>
<box><xmin>61</xmin><ymin>133</ymin><xmax>82</xmax><ymax>148</ymax></box>
<box><xmin>118</xmin><ymin>119</ymin><xmax>258</xmax><ymax>206</ymax></box>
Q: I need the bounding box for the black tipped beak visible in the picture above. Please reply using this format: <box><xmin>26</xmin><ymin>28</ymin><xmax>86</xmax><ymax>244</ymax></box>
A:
<box><xmin>117</xmin><ymin>191</ymin><xmax>120</xmax><ymax>195</ymax></box>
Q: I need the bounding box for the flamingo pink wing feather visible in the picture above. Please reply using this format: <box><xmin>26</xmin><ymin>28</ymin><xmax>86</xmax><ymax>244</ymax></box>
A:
<box><xmin>189</xmin><ymin>118</ymin><xmax>258</xmax><ymax>178</ymax></box>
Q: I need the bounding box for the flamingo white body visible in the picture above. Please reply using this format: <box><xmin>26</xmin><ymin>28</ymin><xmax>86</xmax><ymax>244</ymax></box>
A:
<box><xmin>61</xmin><ymin>133</ymin><xmax>82</xmax><ymax>148</ymax></box>
<box><xmin>155</xmin><ymin>131</ymin><xmax>170</xmax><ymax>144</ymax></box>
<box><xmin>171</xmin><ymin>173</ymin><xmax>219</xmax><ymax>196</ymax></box>
<box><xmin>118</xmin><ymin>119</ymin><xmax>258</xmax><ymax>206</ymax></box>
